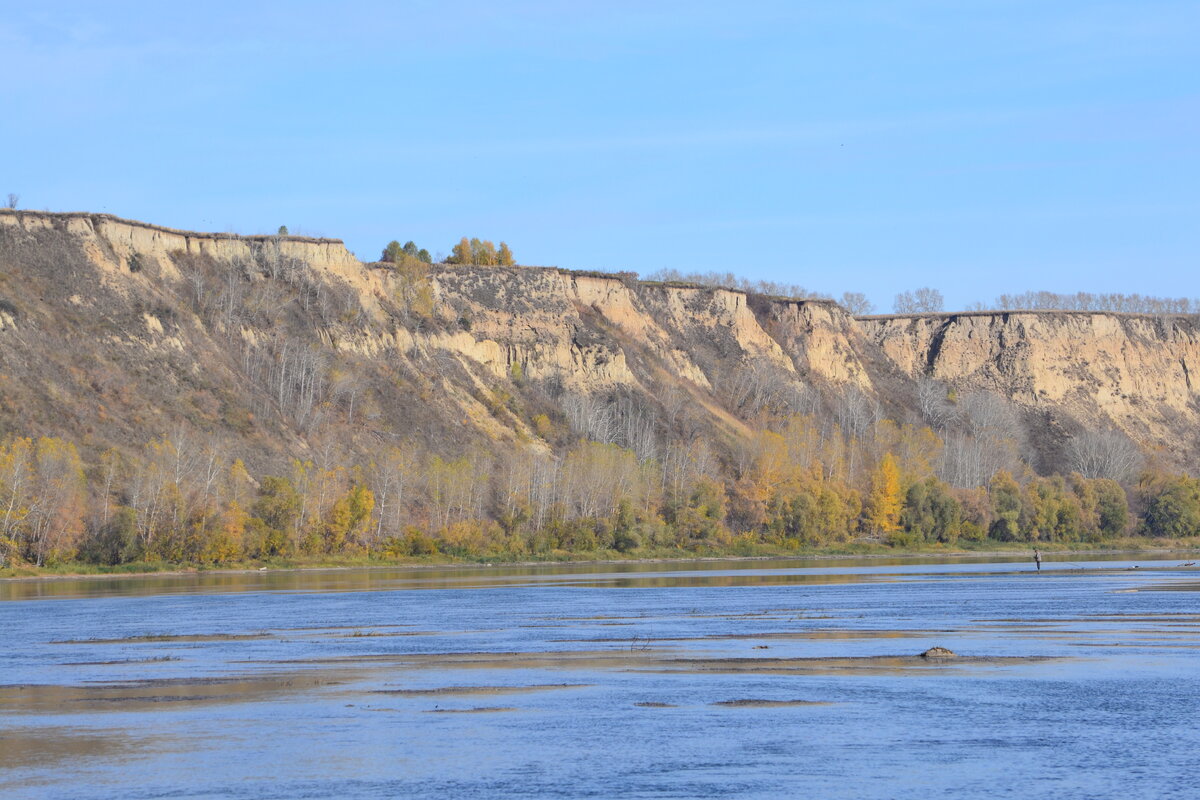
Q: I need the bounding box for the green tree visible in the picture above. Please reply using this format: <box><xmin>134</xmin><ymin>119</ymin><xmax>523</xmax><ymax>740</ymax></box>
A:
<box><xmin>382</xmin><ymin>240</ymin><xmax>403</xmax><ymax>263</ymax></box>
<box><xmin>1141</xmin><ymin>475</ymin><xmax>1200</xmax><ymax>538</ymax></box>
<box><xmin>988</xmin><ymin>471</ymin><xmax>1024</xmax><ymax>541</ymax></box>
<box><xmin>901</xmin><ymin>477</ymin><xmax>963</xmax><ymax>544</ymax></box>
<box><xmin>1024</xmin><ymin>476</ymin><xmax>1084</xmax><ymax>542</ymax></box>
<box><xmin>252</xmin><ymin>476</ymin><xmax>301</xmax><ymax>549</ymax></box>
<box><xmin>81</xmin><ymin>506</ymin><xmax>141</xmax><ymax>565</ymax></box>
<box><xmin>1092</xmin><ymin>478</ymin><xmax>1130</xmax><ymax>538</ymax></box>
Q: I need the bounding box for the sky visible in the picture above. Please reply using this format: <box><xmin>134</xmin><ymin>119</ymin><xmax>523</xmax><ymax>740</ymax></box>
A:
<box><xmin>2</xmin><ymin>1</ymin><xmax>1197</xmax><ymax>311</ymax></box>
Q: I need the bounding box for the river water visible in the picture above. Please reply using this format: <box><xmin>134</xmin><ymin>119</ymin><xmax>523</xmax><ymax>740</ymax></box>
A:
<box><xmin>2</xmin><ymin>554</ymin><xmax>1198</xmax><ymax>799</ymax></box>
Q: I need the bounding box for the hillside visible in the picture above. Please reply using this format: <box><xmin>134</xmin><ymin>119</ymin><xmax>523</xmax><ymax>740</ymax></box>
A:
<box><xmin>1</xmin><ymin>209</ymin><xmax>1198</xmax><ymax>565</ymax></box>
<box><xmin>2</xmin><ymin>209</ymin><xmax>1196</xmax><ymax>468</ymax></box>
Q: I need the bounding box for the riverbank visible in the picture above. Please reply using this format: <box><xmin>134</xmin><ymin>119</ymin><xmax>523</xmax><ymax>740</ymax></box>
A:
<box><xmin>3</xmin><ymin>538</ymin><xmax>1197</xmax><ymax>582</ymax></box>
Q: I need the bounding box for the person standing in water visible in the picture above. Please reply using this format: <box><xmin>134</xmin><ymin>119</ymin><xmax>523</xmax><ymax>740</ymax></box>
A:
<box><xmin>1034</xmin><ymin>549</ymin><xmax>1042</xmax><ymax>571</ymax></box>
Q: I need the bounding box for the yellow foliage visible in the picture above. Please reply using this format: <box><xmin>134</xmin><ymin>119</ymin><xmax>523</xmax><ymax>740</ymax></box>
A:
<box><xmin>866</xmin><ymin>453</ymin><xmax>903</xmax><ymax>534</ymax></box>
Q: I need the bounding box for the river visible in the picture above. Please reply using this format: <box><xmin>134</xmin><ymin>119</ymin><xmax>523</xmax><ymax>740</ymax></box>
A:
<box><xmin>2</xmin><ymin>554</ymin><xmax>1198</xmax><ymax>799</ymax></box>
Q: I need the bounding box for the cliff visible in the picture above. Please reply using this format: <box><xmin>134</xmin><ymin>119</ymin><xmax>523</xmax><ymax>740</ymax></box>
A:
<box><xmin>858</xmin><ymin>312</ymin><xmax>1200</xmax><ymax>459</ymax></box>
<box><xmin>1</xmin><ymin>209</ymin><xmax>1196</xmax><ymax>473</ymax></box>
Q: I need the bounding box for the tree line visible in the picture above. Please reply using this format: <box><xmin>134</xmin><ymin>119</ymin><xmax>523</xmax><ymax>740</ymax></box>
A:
<box><xmin>378</xmin><ymin>237</ymin><xmax>516</xmax><ymax>267</ymax></box>
<box><xmin>883</xmin><ymin>288</ymin><xmax>1198</xmax><ymax>316</ymax></box>
<box><xmin>2</xmin><ymin>402</ymin><xmax>1195</xmax><ymax>569</ymax></box>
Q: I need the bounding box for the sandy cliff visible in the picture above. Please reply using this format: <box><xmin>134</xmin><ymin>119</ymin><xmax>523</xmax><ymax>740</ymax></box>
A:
<box><xmin>1</xmin><ymin>209</ymin><xmax>1196</xmax><ymax>469</ymax></box>
<box><xmin>858</xmin><ymin>311</ymin><xmax>1200</xmax><ymax>454</ymax></box>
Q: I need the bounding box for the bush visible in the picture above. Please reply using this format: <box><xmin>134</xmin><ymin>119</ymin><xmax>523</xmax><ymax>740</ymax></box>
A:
<box><xmin>80</xmin><ymin>507</ymin><xmax>141</xmax><ymax>565</ymax></box>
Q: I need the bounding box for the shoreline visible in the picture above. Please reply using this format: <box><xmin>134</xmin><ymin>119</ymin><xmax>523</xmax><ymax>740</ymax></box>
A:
<box><xmin>4</xmin><ymin>544</ymin><xmax>1197</xmax><ymax>584</ymax></box>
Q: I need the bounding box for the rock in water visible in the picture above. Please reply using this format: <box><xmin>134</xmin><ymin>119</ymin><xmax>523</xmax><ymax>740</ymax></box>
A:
<box><xmin>920</xmin><ymin>647</ymin><xmax>957</xmax><ymax>659</ymax></box>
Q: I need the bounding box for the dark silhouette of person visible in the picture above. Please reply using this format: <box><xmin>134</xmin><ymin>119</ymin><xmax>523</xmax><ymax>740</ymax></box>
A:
<box><xmin>1034</xmin><ymin>549</ymin><xmax>1042</xmax><ymax>571</ymax></box>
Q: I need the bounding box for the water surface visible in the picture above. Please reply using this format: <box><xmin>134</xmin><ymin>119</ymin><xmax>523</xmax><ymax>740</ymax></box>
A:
<box><xmin>2</xmin><ymin>555</ymin><xmax>1198</xmax><ymax>799</ymax></box>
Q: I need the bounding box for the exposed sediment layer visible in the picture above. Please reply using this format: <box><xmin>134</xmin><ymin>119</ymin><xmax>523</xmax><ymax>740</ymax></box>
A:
<box><xmin>1</xmin><ymin>208</ymin><xmax>1197</xmax><ymax>466</ymax></box>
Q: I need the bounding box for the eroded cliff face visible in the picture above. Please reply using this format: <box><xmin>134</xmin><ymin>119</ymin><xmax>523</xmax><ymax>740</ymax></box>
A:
<box><xmin>1</xmin><ymin>209</ymin><xmax>1197</xmax><ymax>470</ymax></box>
<box><xmin>425</xmin><ymin>266</ymin><xmax>875</xmax><ymax>393</ymax></box>
<box><xmin>858</xmin><ymin>312</ymin><xmax>1200</xmax><ymax>454</ymax></box>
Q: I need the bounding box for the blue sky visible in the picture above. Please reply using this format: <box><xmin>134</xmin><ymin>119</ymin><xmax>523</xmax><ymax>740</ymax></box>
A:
<box><xmin>3</xmin><ymin>1</ymin><xmax>1197</xmax><ymax>311</ymax></box>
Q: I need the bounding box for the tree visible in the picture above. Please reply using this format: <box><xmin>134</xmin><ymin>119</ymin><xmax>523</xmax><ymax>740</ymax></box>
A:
<box><xmin>471</xmin><ymin>238</ymin><xmax>498</xmax><ymax>266</ymax></box>
<box><xmin>988</xmin><ymin>471</ymin><xmax>1024</xmax><ymax>540</ymax></box>
<box><xmin>1066</xmin><ymin>430</ymin><xmax>1142</xmax><ymax>482</ymax></box>
<box><xmin>1141</xmin><ymin>475</ymin><xmax>1200</xmax><ymax>538</ymax></box>
<box><xmin>5</xmin><ymin>193</ymin><xmax>17</xmax><ymax>210</ymax></box>
<box><xmin>277</xmin><ymin>225</ymin><xmax>289</xmax><ymax>236</ymax></box>
<box><xmin>402</xmin><ymin>241</ymin><xmax>419</xmax><ymax>258</ymax></box>
<box><xmin>498</xmin><ymin>242</ymin><xmax>516</xmax><ymax>266</ymax></box>
<box><xmin>81</xmin><ymin>506</ymin><xmax>140</xmax><ymax>565</ymax></box>
<box><xmin>252</xmin><ymin>475</ymin><xmax>301</xmax><ymax>551</ymax></box>
<box><xmin>839</xmin><ymin>291</ymin><xmax>875</xmax><ymax>315</ymax></box>
<box><xmin>865</xmin><ymin>453</ymin><xmax>902</xmax><ymax>534</ymax></box>
<box><xmin>902</xmin><ymin>477</ymin><xmax>963</xmax><ymax>543</ymax></box>
<box><xmin>1091</xmin><ymin>478</ymin><xmax>1129</xmax><ymax>539</ymax></box>
<box><xmin>449</xmin><ymin>237</ymin><xmax>473</xmax><ymax>264</ymax></box>
<box><xmin>382</xmin><ymin>240</ymin><xmax>404</xmax><ymax>263</ymax></box>
<box><xmin>417</xmin><ymin>248</ymin><xmax>432</xmax><ymax>264</ymax></box>
<box><xmin>894</xmin><ymin>288</ymin><xmax>945</xmax><ymax>314</ymax></box>
<box><xmin>1024</xmin><ymin>476</ymin><xmax>1084</xmax><ymax>542</ymax></box>
<box><xmin>916</xmin><ymin>378</ymin><xmax>956</xmax><ymax>431</ymax></box>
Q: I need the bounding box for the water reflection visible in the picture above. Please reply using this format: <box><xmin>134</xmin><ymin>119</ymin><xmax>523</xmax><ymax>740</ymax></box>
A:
<box><xmin>3</xmin><ymin>552</ymin><xmax>1190</xmax><ymax>601</ymax></box>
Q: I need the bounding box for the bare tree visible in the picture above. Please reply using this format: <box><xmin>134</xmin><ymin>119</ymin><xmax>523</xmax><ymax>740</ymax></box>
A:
<box><xmin>986</xmin><ymin>290</ymin><xmax>1198</xmax><ymax>316</ymax></box>
<box><xmin>644</xmin><ymin>268</ymin><xmax>827</xmax><ymax>300</ymax></box>
<box><xmin>839</xmin><ymin>291</ymin><xmax>875</xmax><ymax>316</ymax></box>
<box><xmin>916</xmin><ymin>378</ymin><xmax>956</xmax><ymax>431</ymax></box>
<box><xmin>894</xmin><ymin>287</ymin><xmax>945</xmax><ymax>314</ymax></box>
<box><xmin>5</xmin><ymin>193</ymin><xmax>17</xmax><ymax>210</ymax></box>
<box><xmin>562</xmin><ymin>392</ymin><xmax>659</xmax><ymax>461</ymax></box>
<box><xmin>1066</xmin><ymin>429</ymin><xmax>1142</xmax><ymax>482</ymax></box>
<box><xmin>936</xmin><ymin>390</ymin><xmax>1024</xmax><ymax>487</ymax></box>
<box><xmin>833</xmin><ymin>386</ymin><xmax>875</xmax><ymax>444</ymax></box>
<box><xmin>720</xmin><ymin>362</ymin><xmax>803</xmax><ymax>418</ymax></box>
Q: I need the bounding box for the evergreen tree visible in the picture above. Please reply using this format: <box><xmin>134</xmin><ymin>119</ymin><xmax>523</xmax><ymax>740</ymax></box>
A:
<box><xmin>382</xmin><ymin>240</ymin><xmax>403</xmax><ymax>263</ymax></box>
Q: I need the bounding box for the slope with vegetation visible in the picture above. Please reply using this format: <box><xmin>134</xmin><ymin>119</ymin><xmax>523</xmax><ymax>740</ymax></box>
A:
<box><xmin>0</xmin><ymin>209</ymin><xmax>1197</xmax><ymax>571</ymax></box>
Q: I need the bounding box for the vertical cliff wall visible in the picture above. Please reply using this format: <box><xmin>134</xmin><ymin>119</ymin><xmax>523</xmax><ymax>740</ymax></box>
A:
<box><xmin>857</xmin><ymin>311</ymin><xmax>1200</xmax><ymax>456</ymax></box>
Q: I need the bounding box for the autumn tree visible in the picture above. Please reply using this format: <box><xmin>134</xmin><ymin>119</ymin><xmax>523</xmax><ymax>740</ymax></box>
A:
<box><xmin>251</xmin><ymin>475</ymin><xmax>301</xmax><ymax>555</ymax></box>
<box><xmin>865</xmin><ymin>453</ymin><xmax>902</xmax><ymax>535</ymax></box>
<box><xmin>471</xmin><ymin>238</ymin><xmax>498</xmax><ymax>266</ymax></box>
<box><xmin>497</xmin><ymin>242</ymin><xmax>516</xmax><ymax>266</ymax></box>
<box><xmin>449</xmin><ymin>237</ymin><xmax>473</xmax><ymax>264</ymax></box>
